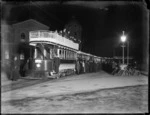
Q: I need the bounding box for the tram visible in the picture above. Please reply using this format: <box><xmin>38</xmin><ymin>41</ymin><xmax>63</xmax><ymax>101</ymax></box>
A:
<box><xmin>18</xmin><ymin>30</ymin><xmax>103</xmax><ymax>79</ymax></box>
<box><xmin>26</xmin><ymin>30</ymin><xmax>79</xmax><ymax>78</ymax></box>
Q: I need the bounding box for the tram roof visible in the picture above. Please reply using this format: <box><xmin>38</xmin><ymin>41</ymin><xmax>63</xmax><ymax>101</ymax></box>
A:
<box><xmin>29</xmin><ymin>30</ymin><xmax>79</xmax><ymax>50</ymax></box>
<box><xmin>29</xmin><ymin>41</ymin><xmax>78</xmax><ymax>52</ymax></box>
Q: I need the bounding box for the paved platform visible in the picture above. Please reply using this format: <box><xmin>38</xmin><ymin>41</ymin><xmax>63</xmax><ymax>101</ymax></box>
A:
<box><xmin>1</xmin><ymin>71</ymin><xmax>148</xmax><ymax>102</ymax></box>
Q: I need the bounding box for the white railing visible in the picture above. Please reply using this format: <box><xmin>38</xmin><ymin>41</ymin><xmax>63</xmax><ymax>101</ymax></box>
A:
<box><xmin>29</xmin><ymin>30</ymin><xmax>79</xmax><ymax>50</ymax></box>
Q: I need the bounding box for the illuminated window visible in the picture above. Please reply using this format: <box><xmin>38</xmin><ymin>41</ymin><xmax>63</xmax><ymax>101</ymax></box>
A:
<box><xmin>50</xmin><ymin>49</ymin><xmax>53</xmax><ymax>59</ymax></box>
<box><xmin>34</xmin><ymin>48</ymin><xmax>37</xmax><ymax>59</ymax></box>
<box><xmin>5</xmin><ymin>51</ymin><xmax>9</xmax><ymax>59</ymax></box>
<box><xmin>44</xmin><ymin>49</ymin><xmax>46</xmax><ymax>57</ymax></box>
<box><xmin>59</xmin><ymin>49</ymin><xmax>61</xmax><ymax>55</ymax></box>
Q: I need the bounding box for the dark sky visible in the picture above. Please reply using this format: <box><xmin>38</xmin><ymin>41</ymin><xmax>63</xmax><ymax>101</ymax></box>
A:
<box><xmin>2</xmin><ymin>1</ymin><xmax>148</xmax><ymax>61</ymax></box>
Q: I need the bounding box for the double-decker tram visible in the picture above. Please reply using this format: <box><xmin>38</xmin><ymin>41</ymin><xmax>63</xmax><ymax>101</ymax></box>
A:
<box><xmin>28</xmin><ymin>30</ymin><xmax>79</xmax><ymax>79</ymax></box>
<box><xmin>17</xmin><ymin>30</ymin><xmax>104</xmax><ymax>79</ymax></box>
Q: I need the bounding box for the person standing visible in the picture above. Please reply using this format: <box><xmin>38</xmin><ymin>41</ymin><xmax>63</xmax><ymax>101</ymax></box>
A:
<box><xmin>75</xmin><ymin>59</ymin><xmax>80</xmax><ymax>74</ymax></box>
<box><xmin>82</xmin><ymin>60</ymin><xmax>85</xmax><ymax>73</ymax></box>
<box><xmin>85</xmin><ymin>60</ymin><xmax>89</xmax><ymax>73</ymax></box>
<box><xmin>53</xmin><ymin>52</ymin><xmax>60</xmax><ymax>74</ymax></box>
<box><xmin>79</xmin><ymin>59</ymin><xmax>83</xmax><ymax>74</ymax></box>
<box><xmin>19</xmin><ymin>53</ymin><xmax>26</xmax><ymax>77</ymax></box>
<box><xmin>11</xmin><ymin>55</ymin><xmax>20</xmax><ymax>81</ymax></box>
<box><xmin>55</xmin><ymin>55</ymin><xmax>60</xmax><ymax>74</ymax></box>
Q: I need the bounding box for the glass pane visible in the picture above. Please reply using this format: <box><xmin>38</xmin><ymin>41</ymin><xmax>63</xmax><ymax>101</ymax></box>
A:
<box><xmin>34</xmin><ymin>47</ymin><xmax>44</xmax><ymax>60</ymax></box>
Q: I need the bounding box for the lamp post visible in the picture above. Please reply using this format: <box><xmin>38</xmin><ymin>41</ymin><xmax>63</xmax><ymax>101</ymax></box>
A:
<box><xmin>121</xmin><ymin>31</ymin><xmax>126</xmax><ymax>65</ymax></box>
<box><xmin>127</xmin><ymin>40</ymin><xmax>129</xmax><ymax>65</ymax></box>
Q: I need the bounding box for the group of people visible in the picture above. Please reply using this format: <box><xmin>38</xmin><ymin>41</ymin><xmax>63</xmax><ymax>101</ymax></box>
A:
<box><xmin>5</xmin><ymin>55</ymin><xmax>23</xmax><ymax>81</ymax></box>
<box><xmin>102</xmin><ymin>59</ymin><xmax>141</xmax><ymax>76</ymax></box>
<box><xmin>102</xmin><ymin>60</ymin><xmax>116</xmax><ymax>73</ymax></box>
<box><xmin>75</xmin><ymin>58</ymin><xmax>102</xmax><ymax>74</ymax></box>
<box><xmin>7</xmin><ymin>55</ymin><xmax>61</xmax><ymax>81</ymax></box>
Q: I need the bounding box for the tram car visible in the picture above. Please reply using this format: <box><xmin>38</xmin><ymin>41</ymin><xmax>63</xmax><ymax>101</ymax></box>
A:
<box><xmin>26</xmin><ymin>30</ymin><xmax>79</xmax><ymax>78</ymax></box>
<box><xmin>18</xmin><ymin>30</ymin><xmax>103</xmax><ymax>79</ymax></box>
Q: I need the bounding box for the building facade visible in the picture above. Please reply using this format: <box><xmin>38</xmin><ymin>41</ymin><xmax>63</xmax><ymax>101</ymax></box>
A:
<box><xmin>1</xmin><ymin>19</ymin><xmax>49</xmax><ymax>69</ymax></box>
<box><xmin>12</xmin><ymin>19</ymin><xmax>49</xmax><ymax>53</ymax></box>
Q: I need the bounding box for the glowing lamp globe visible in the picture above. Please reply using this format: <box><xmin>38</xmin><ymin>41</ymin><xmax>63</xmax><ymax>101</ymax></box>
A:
<box><xmin>121</xmin><ymin>35</ymin><xmax>126</xmax><ymax>42</ymax></box>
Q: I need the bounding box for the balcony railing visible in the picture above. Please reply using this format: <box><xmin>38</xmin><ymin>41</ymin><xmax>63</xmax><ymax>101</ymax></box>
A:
<box><xmin>29</xmin><ymin>30</ymin><xmax>79</xmax><ymax>50</ymax></box>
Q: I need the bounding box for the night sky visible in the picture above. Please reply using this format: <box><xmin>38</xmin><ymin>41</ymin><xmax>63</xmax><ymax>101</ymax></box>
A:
<box><xmin>2</xmin><ymin>1</ymin><xmax>148</xmax><ymax>62</ymax></box>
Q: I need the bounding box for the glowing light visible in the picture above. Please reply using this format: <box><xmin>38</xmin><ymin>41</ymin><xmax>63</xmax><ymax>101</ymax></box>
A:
<box><xmin>36</xmin><ymin>63</ymin><xmax>41</xmax><ymax>68</ymax></box>
<box><xmin>121</xmin><ymin>35</ymin><xmax>126</xmax><ymax>42</ymax></box>
<box><xmin>35</xmin><ymin>59</ymin><xmax>42</xmax><ymax>63</ymax></box>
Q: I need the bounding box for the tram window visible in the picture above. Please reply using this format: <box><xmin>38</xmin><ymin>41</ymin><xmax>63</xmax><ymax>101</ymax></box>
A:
<box><xmin>62</xmin><ymin>49</ymin><xmax>64</xmax><ymax>59</ymax></box>
<box><xmin>59</xmin><ymin>49</ymin><xmax>61</xmax><ymax>58</ymax></box>
<box><xmin>73</xmin><ymin>52</ymin><xmax>74</xmax><ymax>60</ymax></box>
<box><xmin>68</xmin><ymin>50</ymin><xmax>69</xmax><ymax>59</ymax></box>
<box><xmin>58</xmin><ymin>49</ymin><xmax>60</xmax><ymax>57</ymax></box>
<box><xmin>69</xmin><ymin>51</ymin><xmax>71</xmax><ymax>60</ymax></box>
<box><xmin>34</xmin><ymin>48</ymin><xmax>37</xmax><ymax>59</ymax></box>
<box><xmin>72</xmin><ymin>51</ymin><xmax>73</xmax><ymax>60</ymax></box>
<box><xmin>34</xmin><ymin>47</ymin><xmax>44</xmax><ymax>60</ymax></box>
<box><xmin>45</xmin><ymin>48</ymin><xmax>50</xmax><ymax>59</ymax></box>
<box><xmin>75</xmin><ymin>53</ymin><xmax>77</xmax><ymax>60</ymax></box>
<box><xmin>72</xmin><ymin>52</ymin><xmax>74</xmax><ymax>60</ymax></box>
<box><xmin>63</xmin><ymin>50</ymin><xmax>64</xmax><ymax>59</ymax></box>
<box><xmin>63</xmin><ymin>49</ymin><xmax>65</xmax><ymax>59</ymax></box>
<box><xmin>61</xmin><ymin>49</ymin><xmax>62</xmax><ymax>58</ymax></box>
<box><xmin>52</xmin><ymin>49</ymin><xmax>55</xmax><ymax>58</ymax></box>
<box><xmin>65</xmin><ymin>50</ymin><xmax>67</xmax><ymax>59</ymax></box>
<box><xmin>54</xmin><ymin>48</ymin><xmax>57</xmax><ymax>57</ymax></box>
<box><xmin>50</xmin><ymin>49</ymin><xmax>53</xmax><ymax>59</ymax></box>
<box><xmin>66</xmin><ymin>50</ymin><xmax>67</xmax><ymax>59</ymax></box>
<box><xmin>70</xmin><ymin>51</ymin><xmax>72</xmax><ymax>60</ymax></box>
<box><xmin>69</xmin><ymin>51</ymin><xmax>70</xmax><ymax>59</ymax></box>
<box><xmin>59</xmin><ymin>49</ymin><xmax>61</xmax><ymax>55</ymax></box>
<box><xmin>60</xmin><ymin>49</ymin><xmax>63</xmax><ymax>59</ymax></box>
<box><xmin>68</xmin><ymin>51</ymin><xmax>70</xmax><ymax>59</ymax></box>
<box><xmin>44</xmin><ymin>49</ymin><xmax>46</xmax><ymax>57</ymax></box>
<box><xmin>65</xmin><ymin>50</ymin><xmax>67</xmax><ymax>60</ymax></box>
<box><xmin>70</xmin><ymin>51</ymin><xmax>72</xmax><ymax>59</ymax></box>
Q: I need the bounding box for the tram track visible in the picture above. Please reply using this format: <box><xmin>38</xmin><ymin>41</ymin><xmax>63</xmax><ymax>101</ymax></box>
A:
<box><xmin>1</xmin><ymin>78</ymin><xmax>52</xmax><ymax>93</ymax></box>
<box><xmin>1</xmin><ymin>73</ymin><xmax>97</xmax><ymax>93</ymax></box>
<box><xmin>1</xmin><ymin>72</ymin><xmax>77</xmax><ymax>93</ymax></box>
<box><xmin>1</xmin><ymin>71</ymin><xmax>109</xmax><ymax>93</ymax></box>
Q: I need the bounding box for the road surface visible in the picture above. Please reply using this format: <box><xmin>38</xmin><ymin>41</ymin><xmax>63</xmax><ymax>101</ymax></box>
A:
<box><xmin>1</xmin><ymin>71</ymin><xmax>148</xmax><ymax>113</ymax></box>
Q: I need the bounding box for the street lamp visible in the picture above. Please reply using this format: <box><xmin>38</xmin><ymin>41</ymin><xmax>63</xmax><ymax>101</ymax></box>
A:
<box><xmin>121</xmin><ymin>31</ymin><xmax>126</xmax><ymax>65</ymax></box>
<box><xmin>127</xmin><ymin>40</ymin><xmax>129</xmax><ymax>65</ymax></box>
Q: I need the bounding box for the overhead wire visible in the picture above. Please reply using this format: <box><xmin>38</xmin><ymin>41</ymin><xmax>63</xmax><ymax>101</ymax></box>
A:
<box><xmin>26</xmin><ymin>1</ymin><xmax>53</xmax><ymax>28</ymax></box>
<box><xmin>30</xmin><ymin>1</ymin><xmax>64</xmax><ymax>26</ymax></box>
